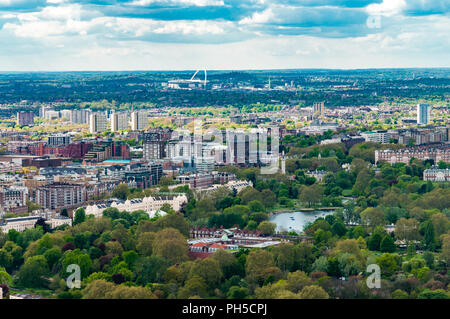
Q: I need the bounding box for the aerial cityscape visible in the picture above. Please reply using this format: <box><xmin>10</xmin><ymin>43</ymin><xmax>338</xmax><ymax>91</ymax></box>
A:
<box><xmin>0</xmin><ymin>0</ymin><xmax>449</xmax><ymax>304</ymax></box>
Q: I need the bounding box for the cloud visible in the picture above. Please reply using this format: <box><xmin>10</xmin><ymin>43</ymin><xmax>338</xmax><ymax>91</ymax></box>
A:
<box><xmin>403</xmin><ymin>0</ymin><xmax>449</xmax><ymax>16</ymax></box>
<box><xmin>0</xmin><ymin>0</ymin><xmax>448</xmax><ymax>69</ymax></box>
<box><xmin>130</xmin><ymin>0</ymin><xmax>225</xmax><ymax>6</ymax></box>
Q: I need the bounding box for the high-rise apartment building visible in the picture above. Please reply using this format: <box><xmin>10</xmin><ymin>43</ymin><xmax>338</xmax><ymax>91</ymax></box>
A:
<box><xmin>89</xmin><ymin>112</ymin><xmax>108</xmax><ymax>134</ymax></box>
<box><xmin>131</xmin><ymin>111</ymin><xmax>148</xmax><ymax>131</ymax></box>
<box><xmin>17</xmin><ymin>111</ymin><xmax>35</xmax><ymax>126</ymax></box>
<box><xmin>313</xmin><ymin>102</ymin><xmax>325</xmax><ymax>118</ymax></box>
<box><xmin>417</xmin><ymin>104</ymin><xmax>431</xmax><ymax>125</ymax></box>
<box><xmin>110</xmin><ymin>112</ymin><xmax>128</xmax><ymax>132</ymax></box>
<box><xmin>143</xmin><ymin>132</ymin><xmax>165</xmax><ymax>160</ymax></box>
<box><xmin>71</xmin><ymin>109</ymin><xmax>91</xmax><ymax>124</ymax></box>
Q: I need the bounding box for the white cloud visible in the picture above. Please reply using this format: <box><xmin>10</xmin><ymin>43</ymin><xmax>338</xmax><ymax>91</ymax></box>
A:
<box><xmin>131</xmin><ymin>0</ymin><xmax>225</xmax><ymax>7</ymax></box>
<box><xmin>239</xmin><ymin>8</ymin><xmax>274</xmax><ymax>25</ymax></box>
<box><xmin>366</xmin><ymin>0</ymin><xmax>406</xmax><ymax>17</ymax></box>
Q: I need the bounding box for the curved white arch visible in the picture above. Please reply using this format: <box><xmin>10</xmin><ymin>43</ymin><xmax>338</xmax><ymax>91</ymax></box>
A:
<box><xmin>190</xmin><ymin>68</ymin><xmax>207</xmax><ymax>86</ymax></box>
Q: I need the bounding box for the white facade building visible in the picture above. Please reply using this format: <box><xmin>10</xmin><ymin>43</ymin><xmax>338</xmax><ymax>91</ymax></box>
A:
<box><xmin>89</xmin><ymin>112</ymin><xmax>108</xmax><ymax>134</ymax></box>
<box><xmin>361</xmin><ymin>130</ymin><xmax>390</xmax><ymax>144</ymax></box>
<box><xmin>84</xmin><ymin>194</ymin><xmax>188</xmax><ymax>218</ymax></box>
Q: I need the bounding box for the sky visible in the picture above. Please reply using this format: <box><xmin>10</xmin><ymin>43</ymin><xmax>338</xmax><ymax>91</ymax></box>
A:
<box><xmin>0</xmin><ymin>0</ymin><xmax>448</xmax><ymax>70</ymax></box>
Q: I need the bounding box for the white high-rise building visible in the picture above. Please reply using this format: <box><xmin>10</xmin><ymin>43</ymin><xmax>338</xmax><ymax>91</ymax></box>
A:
<box><xmin>89</xmin><ymin>112</ymin><xmax>107</xmax><ymax>134</ymax></box>
<box><xmin>417</xmin><ymin>104</ymin><xmax>431</xmax><ymax>125</ymax></box>
<box><xmin>131</xmin><ymin>111</ymin><xmax>148</xmax><ymax>131</ymax></box>
<box><xmin>111</xmin><ymin>112</ymin><xmax>128</xmax><ymax>132</ymax></box>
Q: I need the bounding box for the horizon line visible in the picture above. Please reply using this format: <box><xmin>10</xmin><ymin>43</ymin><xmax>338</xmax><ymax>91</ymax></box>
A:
<box><xmin>0</xmin><ymin>67</ymin><xmax>450</xmax><ymax>73</ymax></box>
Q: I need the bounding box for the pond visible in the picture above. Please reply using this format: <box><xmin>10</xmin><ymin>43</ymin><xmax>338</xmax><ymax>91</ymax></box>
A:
<box><xmin>269</xmin><ymin>210</ymin><xmax>335</xmax><ymax>234</ymax></box>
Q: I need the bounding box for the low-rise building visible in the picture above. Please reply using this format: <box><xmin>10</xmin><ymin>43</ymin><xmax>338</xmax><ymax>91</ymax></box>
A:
<box><xmin>423</xmin><ymin>166</ymin><xmax>450</xmax><ymax>182</ymax></box>
<box><xmin>0</xmin><ymin>215</ymin><xmax>71</xmax><ymax>232</ymax></box>
<box><xmin>375</xmin><ymin>144</ymin><xmax>450</xmax><ymax>164</ymax></box>
<box><xmin>84</xmin><ymin>194</ymin><xmax>188</xmax><ymax>218</ymax></box>
<box><xmin>361</xmin><ymin>130</ymin><xmax>390</xmax><ymax>144</ymax></box>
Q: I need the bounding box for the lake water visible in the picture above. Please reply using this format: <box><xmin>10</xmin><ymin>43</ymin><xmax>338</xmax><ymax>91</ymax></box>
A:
<box><xmin>269</xmin><ymin>210</ymin><xmax>335</xmax><ymax>233</ymax></box>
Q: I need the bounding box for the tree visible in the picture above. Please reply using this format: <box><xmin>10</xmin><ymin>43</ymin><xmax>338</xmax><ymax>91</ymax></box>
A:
<box><xmin>352</xmin><ymin>168</ymin><xmax>373</xmax><ymax>196</ymax></box>
<box><xmin>227</xmin><ymin>286</ymin><xmax>248</xmax><ymax>299</ymax></box>
<box><xmin>417</xmin><ymin>289</ymin><xmax>449</xmax><ymax>299</ymax></box>
<box><xmin>423</xmin><ymin>251</ymin><xmax>434</xmax><ymax>269</ymax></box>
<box><xmin>44</xmin><ymin>248</ymin><xmax>62</xmax><ymax>270</ymax></box>
<box><xmin>298</xmin><ymin>285</ymin><xmax>329</xmax><ymax>299</ymax></box>
<box><xmin>189</xmin><ymin>258</ymin><xmax>223</xmax><ymax>287</ymax></box>
<box><xmin>82</xmin><ymin>279</ymin><xmax>115</xmax><ymax>299</ymax></box>
<box><xmin>298</xmin><ymin>184</ymin><xmax>324</xmax><ymax>207</ymax></box>
<box><xmin>212</xmin><ymin>250</ymin><xmax>243</xmax><ymax>279</ymax></box>
<box><xmin>112</xmin><ymin>183</ymin><xmax>130</xmax><ymax>201</ymax></box>
<box><xmin>178</xmin><ymin>275</ymin><xmax>208</xmax><ymax>299</ymax></box>
<box><xmin>61</xmin><ymin>249</ymin><xmax>92</xmax><ymax>279</ymax></box>
<box><xmin>246</xmin><ymin>250</ymin><xmax>276</xmax><ymax>285</ymax></box>
<box><xmin>257</xmin><ymin>221</ymin><xmax>276</xmax><ymax>236</ymax></box>
<box><xmin>105</xmin><ymin>241</ymin><xmax>124</xmax><ymax>256</ymax></box>
<box><xmin>391</xmin><ymin>289</ymin><xmax>409</xmax><ymax>299</ymax></box>
<box><xmin>0</xmin><ymin>269</ymin><xmax>12</xmax><ymax>286</ymax></box>
<box><xmin>350</xmin><ymin>158</ymin><xmax>368</xmax><ymax>175</ymax></box>
<box><xmin>73</xmin><ymin>208</ymin><xmax>86</xmax><ymax>225</ymax></box>
<box><xmin>261</xmin><ymin>189</ymin><xmax>277</xmax><ymax>208</ymax></box>
<box><xmin>285</xmin><ymin>271</ymin><xmax>312</xmax><ymax>293</ymax></box>
<box><xmin>136</xmin><ymin>256</ymin><xmax>169</xmax><ymax>285</ymax></box>
<box><xmin>441</xmin><ymin>234</ymin><xmax>450</xmax><ymax>265</ymax></box>
<box><xmin>153</xmin><ymin>212</ymin><xmax>190</xmax><ymax>237</ymax></box>
<box><xmin>375</xmin><ymin>253</ymin><xmax>400</xmax><ymax>276</ymax></box>
<box><xmin>238</xmin><ymin>187</ymin><xmax>263</xmax><ymax>205</ymax></box>
<box><xmin>122</xmin><ymin>250</ymin><xmax>139</xmax><ymax>268</ymax></box>
<box><xmin>368</xmin><ymin>233</ymin><xmax>382</xmax><ymax>251</ymax></box>
<box><xmin>360</xmin><ymin>207</ymin><xmax>385</xmax><ymax>229</ymax></box>
<box><xmin>248</xmin><ymin>200</ymin><xmax>265</xmax><ymax>213</ymax></box>
<box><xmin>109</xmin><ymin>285</ymin><xmax>155</xmax><ymax>299</ymax></box>
<box><xmin>380</xmin><ymin>235</ymin><xmax>396</xmax><ymax>253</ymax></box>
<box><xmin>272</xmin><ymin>243</ymin><xmax>296</xmax><ymax>272</ymax></box>
<box><xmin>431</xmin><ymin>213</ymin><xmax>449</xmax><ymax>240</ymax></box>
<box><xmin>136</xmin><ymin>232</ymin><xmax>156</xmax><ymax>256</ymax></box>
<box><xmin>152</xmin><ymin>228</ymin><xmax>188</xmax><ymax>265</ymax></box>
<box><xmin>34</xmin><ymin>218</ymin><xmax>51</xmax><ymax>233</ymax></box>
<box><xmin>16</xmin><ymin>255</ymin><xmax>50</xmax><ymax>288</ymax></box>
<box><xmin>331</xmin><ymin>221</ymin><xmax>347</xmax><ymax>237</ymax></box>
<box><xmin>422</xmin><ymin>220</ymin><xmax>436</xmax><ymax>251</ymax></box>
<box><xmin>395</xmin><ymin>218</ymin><xmax>420</xmax><ymax>242</ymax></box>
<box><xmin>334</xmin><ymin>239</ymin><xmax>363</xmax><ymax>261</ymax></box>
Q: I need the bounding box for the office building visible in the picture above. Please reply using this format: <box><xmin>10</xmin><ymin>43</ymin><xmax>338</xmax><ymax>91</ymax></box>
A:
<box><xmin>124</xmin><ymin>163</ymin><xmax>163</xmax><ymax>188</ymax></box>
<box><xmin>48</xmin><ymin>134</ymin><xmax>71</xmax><ymax>147</ymax></box>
